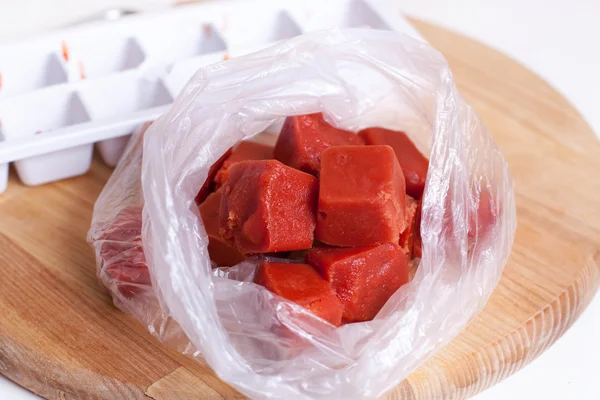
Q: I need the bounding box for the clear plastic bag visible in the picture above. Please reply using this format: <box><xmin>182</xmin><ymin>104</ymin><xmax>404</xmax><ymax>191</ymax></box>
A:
<box><xmin>88</xmin><ymin>29</ymin><xmax>516</xmax><ymax>399</ymax></box>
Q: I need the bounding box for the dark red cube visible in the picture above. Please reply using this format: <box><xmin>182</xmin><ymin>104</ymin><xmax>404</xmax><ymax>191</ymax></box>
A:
<box><xmin>306</xmin><ymin>244</ymin><xmax>409</xmax><ymax>322</ymax></box>
<box><xmin>214</xmin><ymin>141</ymin><xmax>274</xmax><ymax>189</ymax></box>
<box><xmin>219</xmin><ymin>160</ymin><xmax>318</xmax><ymax>253</ymax></box>
<box><xmin>359</xmin><ymin>127</ymin><xmax>429</xmax><ymax>198</ymax></box>
<box><xmin>274</xmin><ymin>113</ymin><xmax>364</xmax><ymax>176</ymax></box>
<box><xmin>199</xmin><ymin>191</ymin><xmax>246</xmax><ymax>267</ymax></box>
<box><xmin>194</xmin><ymin>148</ymin><xmax>232</xmax><ymax>204</ymax></box>
<box><xmin>316</xmin><ymin>145</ymin><xmax>406</xmax><ymax>246</ymax></box>
<box><xmin>254</xmin><ymin>261</ymin><xmax>343</xmax><ymax>326</ymax></box>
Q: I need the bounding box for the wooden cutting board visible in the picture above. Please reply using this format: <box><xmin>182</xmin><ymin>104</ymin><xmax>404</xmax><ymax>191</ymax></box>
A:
<box><xmin>1</xmin><ymin>19</ymin><xmax>599</xmax><ymax>400</ymax></box>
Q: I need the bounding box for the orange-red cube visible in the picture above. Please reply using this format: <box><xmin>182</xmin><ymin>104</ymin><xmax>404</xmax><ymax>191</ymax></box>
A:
<box><xmin>306</xmin><ymin>244</ymin><xmax>409</xmax><ymax>322</ymax></box>
<box><xmin>219</xmin><ymin>160</ymin><xmax>318</xmax><ymax>253</ymax></box>
<box><xmin>194</xmin><ymin>148</ymin><xmax>232</xmax><ymax>204</ymax></box>
<box><xmin>316</xmin><ymin>145</ymin><xmax>406</xmax><ymax>246</ymax></box>
<box><xmin>359</xmin><ymin>127</ymin><xmax>429</xmax><ymax>198</ymax></box>
<box><xmin>199</xmin><ymin>191</ymin><xmax>246</xmax><ymax>267</ymax></box>
<box><xmin>274</xmin><ymin>113</ymin><xmax>364</xmax><ymax>176</ymax></box>
<box><xmin>254</xmin><ymin>261</ymin><xmax>343</xmax><ymax>326</ymax></box>
<box><xmin>214</xmin><ymin>141</ymin><xmax>274</xmax><ymax>189</ymax></box>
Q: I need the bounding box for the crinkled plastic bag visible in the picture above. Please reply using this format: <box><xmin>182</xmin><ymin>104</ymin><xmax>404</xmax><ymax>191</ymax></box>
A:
<box><xmin>88</xmin><ymin>29</ymin><xmax>516</xmax><ymax>399</ymax></box>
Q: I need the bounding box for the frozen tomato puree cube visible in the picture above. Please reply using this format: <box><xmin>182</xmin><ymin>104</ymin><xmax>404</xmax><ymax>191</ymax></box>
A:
<box><xmin>359</xmin><ymin>128</ymin><xmax>429</xmax><ymax>198</ymax></box>
<box><xmin>468</xmin><ymin>187</ymin><xmax>498</xmax><ymax>246</ymax></box>
<box><xmin>97</xmin><ymin>207</ymin><xmax>151</xmax><ymax>298</ymax></box>
<box><xmin>274</xmin><ymin>113</ymin><xmax>365</xmax><ymax>176</ymax></box>
<box><xmin>194</xmin><ymin>148</ymin><xmax>232</xmax><ymax>204</ymax></box>
<box><xmin>307</xmin><ymin>244</ymin><xmax>409</xmax><ymax>322</ymax></box>
<box><xmin>316</xmin><ymin>145</ymin><xmax>406</xmax><ymax>246</ymax></box>
<box><xmin>219</xmin><ymin>160</ymin><xmax>318</xmax><ymax>253</ymax></box>
<box><xmin>199</xmin><ymin>191</ymin><xmax>246</xmax><ymax>267</ymax></box>
<box><xmin>214</xmin><ymin>141</ymin><xmax>274</xmax><ymax>189</ymax></box>
<box><xmin>254</xmin><ymin>262</ymin><xmax>343</xmax><ymax>326</ymax></box>
<box><xmin>399</xmin><ymin>195</ymin><xmax>419</xmax><ymax>259</ymax></box>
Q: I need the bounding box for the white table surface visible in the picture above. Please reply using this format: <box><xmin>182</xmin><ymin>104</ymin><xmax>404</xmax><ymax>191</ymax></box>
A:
<box><xmin>1</xmin><ymin>0</ymin><xmax>598</xmax><ymax>399</ymax></box>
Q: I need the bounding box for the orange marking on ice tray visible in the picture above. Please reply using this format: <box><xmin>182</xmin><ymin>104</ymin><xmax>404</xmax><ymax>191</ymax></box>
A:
<box><xmin>203</xmin><ymin>24</ymin><xmax>213</xmax><ymax>38</ymax></box>
<box><xmin>61</xmin><ymin>41</ymin><xmax>70</xmax><ymax>62</ymax></box>
<box><xmin>79</xmin><ymin>61</ymin><xmax>86</xmax><ymax>80</ymax></box>
<box><xmin>223</xmin><ymin>53</ymin><xmax>229</xmax><ymax>61</ymax></box>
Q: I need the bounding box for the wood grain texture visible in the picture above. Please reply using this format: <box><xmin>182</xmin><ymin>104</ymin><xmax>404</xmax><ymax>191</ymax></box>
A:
<box><xmin>0</xmin><ymin>20</ymin><xmax>599</xmax><ymax>400</ymax></box>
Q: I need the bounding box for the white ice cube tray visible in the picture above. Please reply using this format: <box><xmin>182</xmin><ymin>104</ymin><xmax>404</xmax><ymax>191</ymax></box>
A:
<box><xmin>0</xmin><ymin>0</ymin><xmax>423</xmax><ymax>194</ymax></box>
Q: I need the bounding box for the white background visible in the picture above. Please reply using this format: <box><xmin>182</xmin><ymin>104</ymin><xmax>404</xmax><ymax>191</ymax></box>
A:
<box><xmin>0</xmin><ymin>0</ymin><xmax>598</xmax><ymax>399</ymax></box>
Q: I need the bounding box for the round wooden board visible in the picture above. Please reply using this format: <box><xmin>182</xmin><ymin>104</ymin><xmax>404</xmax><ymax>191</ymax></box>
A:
<box><xmin>1</xmin><ymin>19</ymin><xmax>599</xmax><ymax>400</ymax></box>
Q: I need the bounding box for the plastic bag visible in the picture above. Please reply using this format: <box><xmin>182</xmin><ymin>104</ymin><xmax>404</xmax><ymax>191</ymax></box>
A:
<box><xmin>88</xmin><ymin>29</ymin><xmax>516</xmax><ymax>399</ymax></box>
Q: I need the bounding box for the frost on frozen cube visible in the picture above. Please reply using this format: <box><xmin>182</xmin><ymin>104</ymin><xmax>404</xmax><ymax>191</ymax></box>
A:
<box><xmin>219</xmin><ymin>160</ymin><xmax>318</xmax><ymax>254</ymax></box>
<box><xmin>316</xmin><ymin>145</ymin><xmax>406</xmax><ymax>247</ymax></box>
<box><xmin>274</xmin><ymin>113</ymin><xmax>364</xmax><ymax>176</ymax></box>
<box><xmin>306</xmin><ymin>244</ymin><xmax>409</xmax><ymax>322</ymax></box>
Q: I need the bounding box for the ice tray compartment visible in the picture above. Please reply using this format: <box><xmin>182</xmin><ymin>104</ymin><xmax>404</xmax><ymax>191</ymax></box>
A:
<box><xmin>0</xmin><ymin>0</ymin><xmax>419</xmax><ymax>193</ymax></box>
<box><xmin>96</xmin><ymin>136</ymin><xmax>132</xmax><ymax>167</ymax></box>
<box><xmin>223</xmin><ymin>9</ymin><xmax>302</xmax><ymax>55</ymax></box>
<box><xmin>62</xmin><ymin>35</ymin><xmax>146</xmax><ymax>80</ymax></box>
<box><xmin>298</xmin><ymin>0</ymin><xmax>390</xmax><ymax>31</ymax></box>
<box><xmin>166</xmin><ymin>52</ymin><xmax>227</xmax><ymax>95</ymax></box>
<box><xmin>139</xmin><ymin>23</ymin><xmax>227</xmax><ymax>65</ymax></box>
<box><xmin>0</xmin><ymin>87</ymin><xmax>93</xmax><ymax>185</ymax></box>
<box><xmin>16</xmin><ymin>144</ymin><xmax>94</xmax><ymax>186</ymax></box>
<box><xmin>78</xmin><ymin>73</ymin><xmax>173</xmax><ymax>166</ymax></box>
<box><xmin>0</xmin><ymin>87</ymin><xmax>90</xmax><ymax>138</ymax></box>
<box><xmin>0</xmin><ymin>45</ymin><xmax>68</xmax><ymax>99</ymax></box>
<box><xmin>79</xmin><ymin>73</ymin><xmax>173</xmax><ymax>120</ymax></box>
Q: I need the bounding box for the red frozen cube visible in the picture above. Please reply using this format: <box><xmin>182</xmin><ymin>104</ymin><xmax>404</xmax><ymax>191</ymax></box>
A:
<box><xmin>199</xmin><ymin>191</ymin><xmax>246</xmax><ymax>267</ymax></box>
<box><xmin>254</xmin><ymin>261</ymin><xmax>343</xmax><ymax>326</ymax></box>
<box><xmin>399</xmin><ymin>195</ymin><xmax>419</xmax><ymax>259</ymax></box>
<box><xmin>98</xmin><ymin>207</ymin><xmax>151</xmax><ymax>298</ymax></box>
<box><xmin>359</xmin><ymin>128</ymin><xmax>429</xmax><ymax>198</ymax></box>
<box><xmin>214</xmin><ymin>141</ymin><xmax>274</xmax><ymax>189</ymax></box>
<box><xmin>219</xmin><ymin>160</ymin><xmax>318</xmax><ymax>253</ymax></box>
<box><xmin>274</xmin><ymin>113</ymin><xmax>365</xmax><ymax>176</ymax></box>
<box><xmin>468</xmin><ymin>187</ymin><xmax>498</xmax><ymax>247</ymax></box>
<box><xmin>316</xmin><ymin>145</ymin><xmax>406</xmax><ymax>246</ymax></box>
<box><xmin>194</xmin><ymin>148</ymin><xmax>233</xmax><ymax>204</ymax></box>
<box><xmin>306</xmin><ymin>244</ymin><xmax>409</xmax><ymax>322</ymax></box>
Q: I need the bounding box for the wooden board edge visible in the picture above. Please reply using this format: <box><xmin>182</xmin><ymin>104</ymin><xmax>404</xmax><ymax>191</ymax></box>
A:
<box><xmin>145</xmin><ymin>366</ymin><xmax>245</xmax><ymax>400</ymax></box>
<box><xmin>0</xmin><ymin>334</ymin><xmax>148</xmax><ymax>400</ymax></box>
<box><xmin>393</xmin><ymin>250</ymin><xmax>600</xmax><ymax>399</ymax></box>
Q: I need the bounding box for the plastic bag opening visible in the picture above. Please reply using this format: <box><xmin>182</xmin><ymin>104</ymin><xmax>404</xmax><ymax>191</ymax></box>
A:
<box><xmin>89</xmin><ymin>29</ymin><xmax>516</xmax><ymax>399</ymax></box>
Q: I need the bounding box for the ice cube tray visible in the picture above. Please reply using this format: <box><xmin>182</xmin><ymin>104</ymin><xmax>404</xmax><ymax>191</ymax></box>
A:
<box><xmin>0</xmin><ymin>0</ymin><xmax>424</xmax><ymax>194</ymax></box>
